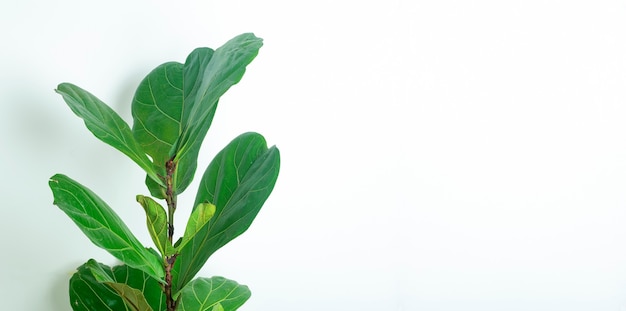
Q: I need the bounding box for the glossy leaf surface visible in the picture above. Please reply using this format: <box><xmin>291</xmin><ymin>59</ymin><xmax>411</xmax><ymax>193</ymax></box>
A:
<box><xmin>55</xmin><ymin>83</ymin><xmax>162</xmax><ymax>187</ymax></box>
<box><xmin>49</xmin><ymin>174</ymin><xmax>164</xmax><ymax>281</ymax></box>
<box><xmin>177</xmin><ymin>277</ymin><xmax>250</xmax><ymax>311</ymax></box>
<box><xmin>88</xmin><ymin>260</ymin><xmax>154</xmax><ymax>311</ymax></box>
<box><xmin>173</xmin><ymin>132</ymin><xmax>280</xmax><ymax>292</ymax></box>
<box><xmin>70</xmin><ymin>260</ymin><xmax>165</xmax><ymax>311</ymax></box>
<box><xmin>69</xmin><ymin>261</ymin><xmax>126</xmax><ymax>311</ymax></box>
<box><xmin>131</xmin><ymin>33</ymin><xmax>263</xmax><ymax>197</ymax></box>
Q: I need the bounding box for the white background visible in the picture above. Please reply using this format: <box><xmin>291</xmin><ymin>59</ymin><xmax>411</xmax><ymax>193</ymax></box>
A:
<box><xmin>2</xmin><ymin>0</ymin><xmax>626</xmax><ymax>310</ymax></box>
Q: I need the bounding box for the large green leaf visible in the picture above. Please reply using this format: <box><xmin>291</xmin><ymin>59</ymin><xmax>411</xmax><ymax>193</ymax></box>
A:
<box><xmin>131</xmin><ymin>33</ymin><xmax>263</xmax><ymax>197</ymax></box>
<box><xmin>55</xmin><ymin>83</ymin><xmax>162</xmax><ymax>187</ymax></box>
<box><xmin>131</xmin><ymin>61</ymin><xmax>185</xmax><ymax>191</ymax></box>
<box><xmin>49</xmin><ymin>174</ymin><xmax>164</xmax><ymax>281</ymax></box>
<box><xmin>87</xmin><ymin>261</ymin><xmax>154</xmax><ymax>311</ymax></box>
<box><xmin>172</xmin><ymin>132</ymin><xmax>280</xmax><ymax>293</ymax></box>
<box><xmin>69</xmin><ymin>260</ymin><xmax>165</xmax><ymax>311</ymax></box>
<box><xmin>177</xmin><ymin>277</ymin><xmax>250</xmax><ymax>311</ymax></box>
<box><xmin>69</xmin><ymin>261</ymin><xmax>126</xmax><ymax>311</ymax></box>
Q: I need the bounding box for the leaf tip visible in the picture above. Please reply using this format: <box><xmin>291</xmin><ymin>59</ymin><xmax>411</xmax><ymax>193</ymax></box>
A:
<box><xmin>49</xmin><ymin>174</ymin><xmax>63</xmax><ymax>187</ymax></box>
<box><xmin>55</xmin><ymin>82</ymin><xmax>70</xmax><ymax>94</ymax></box>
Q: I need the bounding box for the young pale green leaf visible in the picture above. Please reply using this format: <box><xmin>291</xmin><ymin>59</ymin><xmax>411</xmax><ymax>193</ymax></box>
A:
<box><xmin>136</xmin><ymin>195</ymin><xmax>170</xmax><ymax>257</ymax></box>
<box><xmin>131</xmin><ymin>33</ymin><xmax>263</xmax><ymax>197</ymax></box>
<box><xmin>178</xmin><ymin>202</ymin><xmax>216</xmax><ymax>251</ymax></box>
<box><xmin>49</xmin><ymin>174</ymin><xmax>164</xmax><ymax>281</ymax></box>
<box><xmin>55</xmin><ymin>83</ymin><xmax>163</xmax><ymax>188</ymax></box>
<box><xmin>70</xmin><ymin>260</ymin><xmax>165</xmax><ymax>311</ymax></box>
<box><xmin>172</xmin><ymin>132</ymin><xmax>280</xmax><ymax>293</ymax></box>
<box><xmin>177</xmin><ymin>277</ymin><xmax>250</xmax><ymax>311</ymax></box>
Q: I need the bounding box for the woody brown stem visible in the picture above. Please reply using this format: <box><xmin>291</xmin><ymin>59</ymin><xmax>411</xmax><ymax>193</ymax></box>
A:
<box><xmin>164</xmin><ymin>254</ymin><xmax>178</xmax><ymax>310</ymax></box>
<box><xmin>164</xmin><ymin>157</ymin><xmax>178</xmax><ymax>310</ymax></box>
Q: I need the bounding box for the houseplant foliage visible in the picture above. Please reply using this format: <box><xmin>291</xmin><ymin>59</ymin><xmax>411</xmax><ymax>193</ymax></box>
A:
<box><xmin>49</xmin><ymin>33</ymin><xmax>280</xmax><ymax>311</ymax></box>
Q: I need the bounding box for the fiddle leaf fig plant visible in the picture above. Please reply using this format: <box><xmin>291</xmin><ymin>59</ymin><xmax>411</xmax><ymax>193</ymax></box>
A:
<box><xmin>49</xmin><ymin>33</ymin><xmax>280</xmax><ymax>311</ymax></box>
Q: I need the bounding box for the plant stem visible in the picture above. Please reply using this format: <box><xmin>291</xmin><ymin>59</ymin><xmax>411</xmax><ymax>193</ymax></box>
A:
<box><xmin>165</xmin><ymin>158</ymin><xmax>177</xmax><ymax>242</ymax></box>
<box><xmin>164</xmin><ymin>158</ymin><xmax>178</xmax><ymax>311</ymax></box>
<box><xmin>164</xmin><ymin>254</ymin><xmax>178</xmax><ymax>311</ymax></box>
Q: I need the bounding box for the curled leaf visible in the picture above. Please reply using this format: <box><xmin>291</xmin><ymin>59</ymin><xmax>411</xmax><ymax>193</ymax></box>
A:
<box><xmin>137</xmin><ymin>195</ymin><xmax>170</xmax><ymax>257</ymax></box>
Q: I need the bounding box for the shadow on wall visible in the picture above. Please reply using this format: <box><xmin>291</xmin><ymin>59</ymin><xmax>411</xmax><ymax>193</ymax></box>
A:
<box><xmin>44</xmin><ymin>263</ymin><xmax>77</xmax><ymax>310</ymax></box>
<box><xmin>3</xmin><ymin>81</ymin><xmax>77</xmax><ymax>311</ymax></box>
<box><xmin>15</xmin><ymin>73</ymin><xmax>141</xmax><ymax>159</ymax></box>
<box><xmin>2</xmin><ymin>76</ymin><xmax>140</xmax><ymax>310</ymax></box>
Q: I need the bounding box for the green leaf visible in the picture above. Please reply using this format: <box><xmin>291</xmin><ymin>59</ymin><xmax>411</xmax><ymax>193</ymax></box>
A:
<box><xmin>172</xmin><ymin>132</ymin><xmax>280</xmax><ymax>293</ymax></box>
<box><xmin>55</xmin><ymin>83</ymin><xmax>163</xmax><ymax>188</ymax></box>
<box><xmin>178</xmin><ymin>202</ymin><xmax>216</xmax><ymax>251</ymax></box>
<box><xmin>177</xmin><ymin>277</ymin><xmax>251</xmax><ymax>311</ymax></box>
<box><xmin>136</xmin><ymin>195</ymin><xmax>170</xmax><ymax>257</ymax></box>
<box><xmin>106</xmin><ymin>263</ymin><xmax>165</xmax><ymax>311</ymax></box>
<box><xmin>49</xmin><ymin>174</ymin><xmax>164</xmax><ymax>281</ymax></box>
<box><xmin>104</xmin><ymin>284</ymin><xmax>153</xmax><ymax>311</ymax></box>
<box><xmin>87</xmin><ymin>261</ymin><xmax>154</xmax><ymax>311</ymax></box>
<box><xmin>131</xmin><ymin>33</ymin><xmax>263</xmax><ymax>197</ymax></box>
<box><xmin>131</xmin><ymin>61</ymin><xmax>185</xmax><ymax>189</ymax></box>
<box><xmin>175</xmin><ymin>34</ymin><xmax>264</xmax><ymax>193</ymax></box>
<box><xmin>69</xmin><ymin>261</ymin><xmax>126</xmax><ymax>311</ymax></box>
<box><xmin>70</xmin><ymin>259</ymin><xmax>165</xmax><ymax>311</ymax></box>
